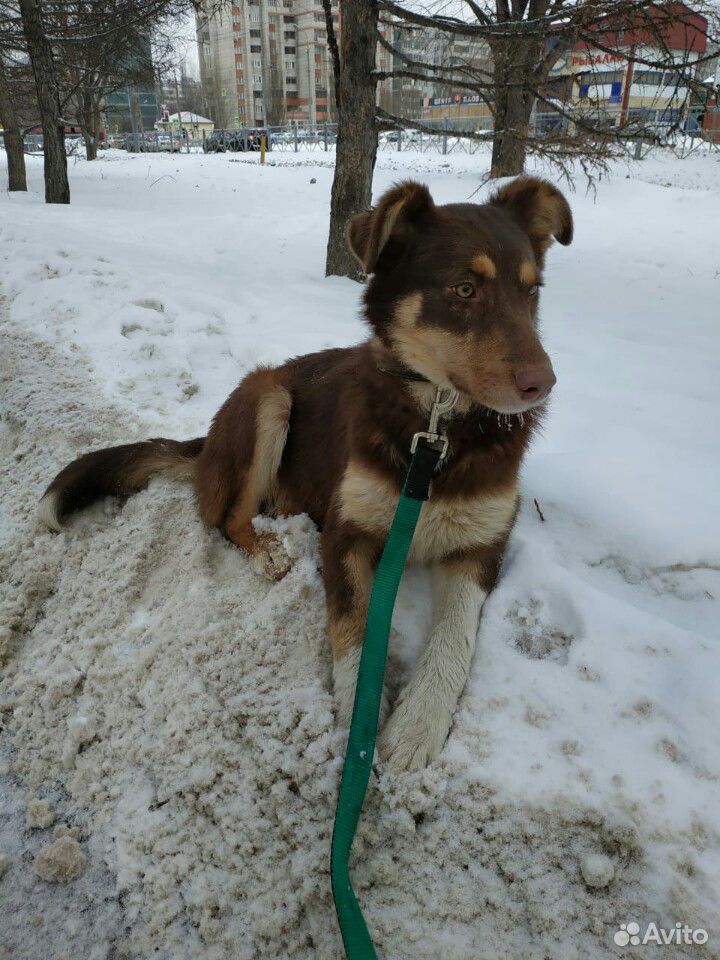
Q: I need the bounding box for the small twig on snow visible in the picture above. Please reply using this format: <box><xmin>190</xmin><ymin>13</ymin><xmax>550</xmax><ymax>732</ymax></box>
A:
<box><xmin>149</xmin><ymin>174</ymin><xmax>176</xmax><ymax>188</ymax></box>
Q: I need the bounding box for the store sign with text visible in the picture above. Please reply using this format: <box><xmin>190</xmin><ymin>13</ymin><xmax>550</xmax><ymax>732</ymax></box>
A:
<box><xmin>551</xmin><ymin>49</ymin><xmax>626</xmax><ymax>76</ymax></box>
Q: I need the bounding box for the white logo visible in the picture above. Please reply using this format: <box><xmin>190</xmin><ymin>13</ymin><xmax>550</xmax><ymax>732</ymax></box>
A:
<box><xmin>615</xmin><ymin>922</ymin><xmax>641</xmax><ymax>946</ymax></box>
<box><xmin>614</xmin><ymin>921</ymin><xmax>709</xmax><ymax>947</ymax></box>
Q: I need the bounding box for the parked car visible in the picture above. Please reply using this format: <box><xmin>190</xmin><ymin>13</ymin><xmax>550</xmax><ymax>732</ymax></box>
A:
<box><xmin>244</xmin><ymin>128</ymin><xmax>272</xmax><ymax>151</ymax></box>
<box><xmin>203</xmin><ymin>128</ymin><xmax>272</xmax><ymax>153</ymax></box>
<box><xmin>203</xmin><ymin>130</ymin><xmax>235</xmax><ymax>153</ymax></box>
<box><xmin>24</xmin><ymin>134</ymin><xmax>44</xmax><ymax>153</ymax></box>
<box><xmin>124</xmin><ymin>133</ymin><xmax>163</xmax><ymax>153</ymax></box>
<box><xmin>157</xmin><ymin>134</ymin><xmax>181</xmax><ymax>152</ymax></box>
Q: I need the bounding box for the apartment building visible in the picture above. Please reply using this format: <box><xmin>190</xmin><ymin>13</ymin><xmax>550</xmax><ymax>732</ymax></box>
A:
<box><xmin>196</xmin><ymin>0</ymin><xmax>339</xmax><ymax>128</ymax></box>
<box><xmin>377</xmin><ymin>17</ymin><xmax>492</xmax><ymax>124</ymax></box>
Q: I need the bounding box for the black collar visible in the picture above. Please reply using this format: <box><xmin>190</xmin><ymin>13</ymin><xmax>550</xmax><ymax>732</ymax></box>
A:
<box><xmin>376</xmin><ymin>363</ymin><xmax>429</xmax><ymax>384</ymax></box>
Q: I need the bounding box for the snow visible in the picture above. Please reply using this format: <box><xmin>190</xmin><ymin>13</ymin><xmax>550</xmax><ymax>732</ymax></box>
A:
<box><xmin>1</xmin><ymin>145</ymin><xmax>719</xmax><ymax>959</ymax></box>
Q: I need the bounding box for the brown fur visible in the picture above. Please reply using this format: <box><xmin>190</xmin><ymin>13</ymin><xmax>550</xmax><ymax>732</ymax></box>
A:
<box><xmin>519</xmin><ymin>260</ymin><xmax>539</xmax><ymax>286</ymax></box>
<box><xmin>489</xmin><ymin>176</ymin><xmax>573</xmax><ymax>262</ymax></box>
<box><xmin>470</xmin><ymin>254</ymin><xmax>497</xmax><ymax>279</ymax></box>
<box><xmin>41</xmin><ymin>437</ymin><xmax>203</xmax><ymax>528</ymax></box>
<box><xmin>40</xmin><ymin>176</ymin><xmax>573</xmax><ymax>766</ymax></box>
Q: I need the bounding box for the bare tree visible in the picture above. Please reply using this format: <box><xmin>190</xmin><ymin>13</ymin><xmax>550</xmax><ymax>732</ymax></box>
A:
<box><xmin>169</xmin><ymin>63</ymin><xmax>207</xmax><ymax>117</ymax></box>
<box><xmin>0</xmin><ymin>49</ymin><xmax>27</xmax><ymax>190</ymax></box>
<box><xmin>266</xmin><ymin>61</ymin><xmax>286</xmax><ymax>125</ymax></box>
<box><xmin>56</xmin><ymin>1</ymin><xmax>191</xmax><ymax>160</ymax></box>
<box><xmin>66</xmin><ymin>10</ymin><xmax>149</xmax><ymax>159</ymax></box>
<box><xmin>323</xmin><ymin>0</ymin><xmax>379</xmax><ymax>280</ymax></box>
<box><xmin>18</xmin><ymin>0</ymin><xmax>69</xmax><ymax>202</ymax></box>
<box><xmin>8</xmin><ymin>0</ymin><xmax>198</xmax><ymax>207</ymax></box>
<box><xmin>377</xmin><ymin>0</ymin><xmax>718</xmax><ymax>178</ymax></box>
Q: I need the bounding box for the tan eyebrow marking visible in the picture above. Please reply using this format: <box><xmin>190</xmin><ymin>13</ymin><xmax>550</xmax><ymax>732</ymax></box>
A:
<box><xmin>519</xmin><ymin>261</ymin><xmax>539</xmax><ymax>286</ymax></box>
<box><xmin>471</xmin><ymin>254</ymin><xmax>497</xmax><ymax>280</ymax></box>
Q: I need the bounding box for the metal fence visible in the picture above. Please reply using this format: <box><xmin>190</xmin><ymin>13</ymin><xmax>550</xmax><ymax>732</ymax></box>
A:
<box><xmin>20</xmin><ymin>133</ymin><xmax>86</xmax><ymax>155</ymax></box>
<box><xmin>269</xmin><ymin>125</ymin><xmax>337</xmax><ymax>152</ymax></box>
<box><xmin>118</xmin><ymin>130</ymin><xmax>204</xmax><ymax>154</ymax></box>
<box><xmin>12</xmin><ymin>105</ymin><xmax>715</xmax><ymax>161</ymax></box>
<box><xmin>258</xmin><ymin>108</ymin><xmax>714</xmax><ymax>157</ymax></box>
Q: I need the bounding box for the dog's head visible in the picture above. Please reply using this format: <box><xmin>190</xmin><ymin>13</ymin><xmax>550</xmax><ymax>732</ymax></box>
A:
<box><xmin>348</xmin><ymin>177</ymin><xmax>572</xmax><ymax>414</ymax></box>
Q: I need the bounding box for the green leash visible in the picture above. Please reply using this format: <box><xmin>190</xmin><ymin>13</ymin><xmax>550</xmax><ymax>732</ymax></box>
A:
<box><xmin>330</xmin><ymin>387</ymin><xmax>458</xmax><ymax>959</ymax></box>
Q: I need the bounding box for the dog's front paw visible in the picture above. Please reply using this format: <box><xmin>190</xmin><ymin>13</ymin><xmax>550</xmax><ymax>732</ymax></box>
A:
<box><xmin>378</xmin><ymin>693</ymin><xmax>452</xmax><ymax>772</ymax></box>
<box><xmin>250</xmin><ymin>532</ymin><xmax>292</xmax><ymax>581</ymax></box>
<box><xmin>333</xmin><ymin>650</ymin><xmax>391</xmax><ymax>731</ymax></box>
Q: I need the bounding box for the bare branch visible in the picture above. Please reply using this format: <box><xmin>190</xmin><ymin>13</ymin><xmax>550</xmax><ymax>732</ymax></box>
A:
<box><xmin>321</xmin><ymin>0</ymin><xmax>340</xmax><ymax>109</ymax></box>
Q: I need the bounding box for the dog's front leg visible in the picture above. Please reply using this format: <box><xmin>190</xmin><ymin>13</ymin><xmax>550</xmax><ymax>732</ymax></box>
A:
<box><xmin>321</xmin><ymin>518</ymin><xmax>385</xmax><ymax>727</ymax></box>
<box><xmin>379</xmin><ymin>558</ymin><xmax>488</xmax><ymax>772</ymax></box>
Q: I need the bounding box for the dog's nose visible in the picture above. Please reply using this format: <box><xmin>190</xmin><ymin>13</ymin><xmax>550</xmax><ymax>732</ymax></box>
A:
<box><xmin>514</xmin><ymin>365</ymin><xmax>556</xmax><ymax>402</ymax></box>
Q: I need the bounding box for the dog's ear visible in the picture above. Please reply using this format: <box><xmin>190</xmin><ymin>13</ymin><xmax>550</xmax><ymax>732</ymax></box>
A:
<box><xmin>490</xmin><ymin>177</ymin><xmax>573</xmax><ymax>259</ymax></box>
<box><xmin>347</xmin><ymin>180</ymin><xmax>434</xmax><ymax>274</ymax></box>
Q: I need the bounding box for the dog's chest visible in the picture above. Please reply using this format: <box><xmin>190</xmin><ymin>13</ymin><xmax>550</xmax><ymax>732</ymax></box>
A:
<box><xmin>338</xmin><ymin>460</ymin><xmax>518</xmax><ymax>562</ymax></box>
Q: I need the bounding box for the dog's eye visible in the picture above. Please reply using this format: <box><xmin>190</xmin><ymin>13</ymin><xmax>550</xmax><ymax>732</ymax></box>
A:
<box><xmin>453</xmin><ymin>282</ymin><xmax>475</xmax><ymax>299</ymax></box>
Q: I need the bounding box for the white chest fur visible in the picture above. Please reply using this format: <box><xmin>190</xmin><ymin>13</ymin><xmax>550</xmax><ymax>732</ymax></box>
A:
<box><xmin>338</xmin><ymin>460</ymin><xmax>517</xmax><ymax>563</ymax></box>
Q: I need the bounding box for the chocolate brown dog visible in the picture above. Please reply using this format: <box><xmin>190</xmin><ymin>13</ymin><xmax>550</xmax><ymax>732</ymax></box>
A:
<box><xmin>40</xmin><ymin>176</ymin><xmax>572</xmax><ymax>770</ymax></box>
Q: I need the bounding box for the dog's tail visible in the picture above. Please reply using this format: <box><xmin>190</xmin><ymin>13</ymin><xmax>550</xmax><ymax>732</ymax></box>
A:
<box><xmin>38</xmin><ymin>436</ymin><xmax>205</xmax><ymax>531</ymax></box>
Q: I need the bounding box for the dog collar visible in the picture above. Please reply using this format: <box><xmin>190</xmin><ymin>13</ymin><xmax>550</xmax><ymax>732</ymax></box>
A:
<box><xmin>376</xmin><ymin>363</ymin><xmax>429</xmax><ymax>384</ymax></box>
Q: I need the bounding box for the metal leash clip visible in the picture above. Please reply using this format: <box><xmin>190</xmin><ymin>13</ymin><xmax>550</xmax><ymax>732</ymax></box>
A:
<box><xmin>410</xmin><ymin>386</ymin><xmax>459</xmax><ymax>461</ymax></box>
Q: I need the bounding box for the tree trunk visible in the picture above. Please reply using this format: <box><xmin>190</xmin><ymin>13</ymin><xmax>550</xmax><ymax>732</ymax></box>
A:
<box><xmin>490</xmin><ymin>44</ymin><xmax>534</xmax><ymax>179</ymax></box>
<box><xmin>490</xmin><ymin>89</ymin><xmax>532</xmax><ymax>178</ymax></box>
<box><xmin>0</xmin><ymin>54</ymin><xmax>27</xmax><ymax>192</ymax></box>
<box><xmin>324</xmin><ymin>0</ymin><xmax>378</xmax><ymax>280</ymax></box>
<box><xmin>84</xmin><ymin>135</ymin><xmax>98</xmax><ymax>161</ymax></box>
<box><xmin>19</xmin><ymin>0</ymin><xmax>70</xmax><ymax>203</ymax></box>
<box><xmin>81</xmin><ymin>92</ymin><xmax>99</xmax><ymax>161</ymax></box>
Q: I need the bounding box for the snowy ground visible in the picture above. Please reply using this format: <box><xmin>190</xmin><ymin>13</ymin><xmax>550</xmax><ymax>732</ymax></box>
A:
<box><xmin>1</xmin><ymin>145</ymin><xmax>719</xmax><ymax>960</ymax></box>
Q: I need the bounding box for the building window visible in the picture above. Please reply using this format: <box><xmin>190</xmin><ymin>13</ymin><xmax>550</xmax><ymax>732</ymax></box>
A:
<box><xmin>250</xmin><ymin>44</ymin><xmax>261</xmax><ymax>52</ymax></box>
<box><xmin>286</xmin><ymin>76</ymin><xmax>296</xmax><ymax>86</ymax></box>
<box><xmin>250</xmin><ymin>28</ymin><xmax>260</xmax><ymax>37</ymax></box>
<box><xmin>283</xmin><ymin>30</ymin><xmax>294</xmax><ymax>38</ymax></box>
<box><xmin>314</xmin><ymin>12</ymin><xmax>324</xmax><ymax>21</ymax></box>
<box><xmin>252</xmin><ymin>58</ymin><xmax>262</xmax><ymax>68</ymax></box>
<box><xmin>285</xmin><ymin>59</ymin><xmax>295</xmax><ymax>70</ymax></box>
<box><xmin>253</xmin><ymin>73</ymin><xmax>263</xmax><ymax>85</ymax></box>
<box><xmin>283</xmin><ymin>15</ymin><xmax>293</xmax><ymax>22</ymax></box>
<box><xmin>598</xmin><ymin>70</ymin><xmax>626</xmax><ymax>85</ymax></box>
<box><xmin>315</xmin><ymin>29</ymin><xmax>324</xmax><ymax>40</ymax></box>
<box><xmin>635</xmin><ymin>70</ymin><xmax>665</xmax><ymax>87</ymax></box>
<box><xmin>250</xmin><ymin>11</ymin><xmax>260</xmax><ymax>22</ymax></box>
<box><xmin>284</xmin><ymin>45</ymin><xmax>295</xmax><ymax>54</ymax></box>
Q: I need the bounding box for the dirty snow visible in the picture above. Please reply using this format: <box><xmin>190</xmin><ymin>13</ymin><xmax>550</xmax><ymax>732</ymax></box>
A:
<box><xmin>1</xmin><ymin>145</ymin><xmax>719</xmax><ymax>959</ymax></box>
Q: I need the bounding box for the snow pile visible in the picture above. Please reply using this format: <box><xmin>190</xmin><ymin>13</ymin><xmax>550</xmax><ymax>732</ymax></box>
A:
<box><xmin>1</xmin><ymin>148</ymin><xmax>719</xmax><ymax>959</ymax></box>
